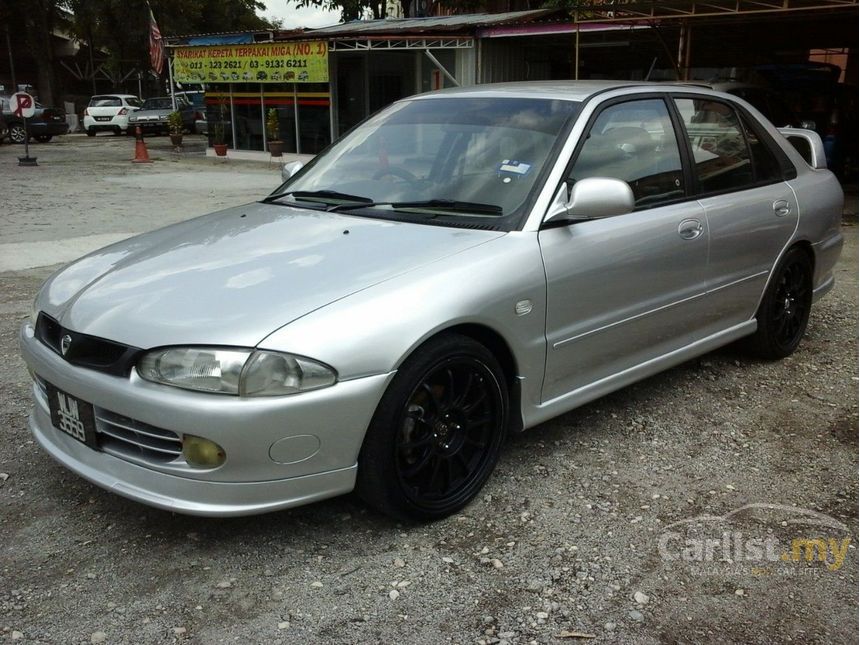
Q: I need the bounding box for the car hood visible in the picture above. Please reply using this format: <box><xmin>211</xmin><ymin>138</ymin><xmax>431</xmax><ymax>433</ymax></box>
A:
<box><xmin>130</xmin><ymin>109</ymin><xmax>170</xmax><ymax>119</ymax></box>
<box><xmin>40</xmin><ymin>202</ymin><xmax>505</xmax><ymax>349</ymax></box>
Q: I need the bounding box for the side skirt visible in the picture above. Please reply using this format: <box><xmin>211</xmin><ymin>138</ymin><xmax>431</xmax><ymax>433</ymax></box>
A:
<box><xmin>524</xmin><ymin>320</ymin><xmax>757</xmax><ymax>429</ymax></box>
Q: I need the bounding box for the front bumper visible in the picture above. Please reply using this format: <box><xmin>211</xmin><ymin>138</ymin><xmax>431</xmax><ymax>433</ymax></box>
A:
<box><xmin>20</xmin><ymin>322</ymin><xmax>394</xmax><ymax>516</ymax></box>
<box><xmin>129</xmin><ymin>119</ymin><xmax>168</xmax><ymax>132</ymax></box>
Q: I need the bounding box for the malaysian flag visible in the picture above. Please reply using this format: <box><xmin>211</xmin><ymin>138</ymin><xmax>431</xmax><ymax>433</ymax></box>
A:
<box><xmin>148</xmin><ymin>3</ymin><xmax>164</xmax><ymax>75</ymax></box>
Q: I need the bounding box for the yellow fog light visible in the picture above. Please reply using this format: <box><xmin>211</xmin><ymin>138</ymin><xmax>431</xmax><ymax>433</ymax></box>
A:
<box><xmin>182</xmin><ymin>435</ymin><xmax>226</xmax><ymax>468</ymax></box>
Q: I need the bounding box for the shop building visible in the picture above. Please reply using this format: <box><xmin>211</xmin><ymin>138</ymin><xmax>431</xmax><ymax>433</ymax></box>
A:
<box><xmin>165</xmin><ymin>3</ymin><xmax>857</xmax><ymax>160</ymax></box>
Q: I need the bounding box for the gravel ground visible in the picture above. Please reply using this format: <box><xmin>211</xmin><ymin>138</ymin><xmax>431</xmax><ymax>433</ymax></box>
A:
<box><xmin>0</xmin><ymin>136</ymin><xmax>857</xmax><ymax>645</ymax></box>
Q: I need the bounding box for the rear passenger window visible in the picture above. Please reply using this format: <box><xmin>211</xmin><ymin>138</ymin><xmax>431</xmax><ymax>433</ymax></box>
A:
<box><xmin>568</xmin><ymin>98</ymin><xmax>685</xmax><ymax>209</ymax></box>
<box><xmin>674</xmin><ymin>98</ymin><xmax>754</xmax><ymax>194</ymax></box>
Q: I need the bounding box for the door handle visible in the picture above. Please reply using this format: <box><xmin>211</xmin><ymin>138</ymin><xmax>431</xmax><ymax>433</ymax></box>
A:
<box><xmin>678</xmin><ymin>218</ymin><xmax>704</xmax><ymax>240</ymax></box>
<box><xmin>773</xmin><ymin>200</ymin><xmax>792</xmax><ymax>217</ymax></box>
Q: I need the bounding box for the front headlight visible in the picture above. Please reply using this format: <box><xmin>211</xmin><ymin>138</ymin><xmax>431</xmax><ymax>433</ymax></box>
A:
<box><xmin>136</xmin><ymin>347</ymin><xmax>336</xmax><ymax>397</ymax></box>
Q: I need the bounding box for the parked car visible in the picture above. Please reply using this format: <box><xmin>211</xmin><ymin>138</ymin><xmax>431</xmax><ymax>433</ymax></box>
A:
<box><xmin>754</xmin><ymin>63</ymin><xmax>856</xmax><ymax>179</ymax></box>
<box><xmin>20</xmin><ymin>82</ymin><xmax>843</xmax><ymax>521</ymax></box>
<box><xmin>175</xmin><ymin>90</ymin><xmax>207</xmax><ymax>134</ymax></box>
<box><xmin>0</xmin><ymin>95</ymin><xmax>69</xmax><ymax>143</ymax></box>
<box><xmin>672</xmin><ymin>81</ymin><xmax>810</xmax><ymax>130</ymax></box>
<box><xmin>128</xmin><ymin>96</ymin><xmax>194</xmax><ymax>135</ymax></box>
<box><xmin>0</xmin><ymin>111</ymin><xmax>6</xmax><ymax>142</ymax></box>
<box><xmin>83</xmin><ymin>94</ymin><xmax>142</xmax><ymax>136</ymax></box>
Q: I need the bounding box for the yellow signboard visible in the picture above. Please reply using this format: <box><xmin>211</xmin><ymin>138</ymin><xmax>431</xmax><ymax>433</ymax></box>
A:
<box><xmin>173</xmin><ymin>42</ymin><xmax>329</xmax><ymax>84</ymax></box>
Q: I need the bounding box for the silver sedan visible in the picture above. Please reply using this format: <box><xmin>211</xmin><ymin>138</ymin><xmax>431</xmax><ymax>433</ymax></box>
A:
<box><xmin>20</xmin><ymin>81</ymin><xmax>844</xmax><ymax>520</ymax></box>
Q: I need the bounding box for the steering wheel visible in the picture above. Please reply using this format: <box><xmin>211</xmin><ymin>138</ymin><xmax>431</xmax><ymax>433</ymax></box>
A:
<box><xmin>372</xmin><ymin>166</ymin><xmax>417</xmax><ymax>182</ymax></box>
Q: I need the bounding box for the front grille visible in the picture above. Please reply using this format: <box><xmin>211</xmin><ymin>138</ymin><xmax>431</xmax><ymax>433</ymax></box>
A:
<box><xmin>35</xmin><ymin>313</ymin><xmax>142</xmax><ymax>376</ymax></box>
<box><xmin>94</xmin><ymin>408</ymin><xmax>183</xmax><ymax>464</ymax></box>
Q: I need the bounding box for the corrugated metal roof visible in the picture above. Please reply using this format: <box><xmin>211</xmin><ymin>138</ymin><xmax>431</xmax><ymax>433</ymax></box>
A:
<box><xmin>306</xmin><ymin>9</ymin><xmax>566</xmax><ymax>37</ymax></box>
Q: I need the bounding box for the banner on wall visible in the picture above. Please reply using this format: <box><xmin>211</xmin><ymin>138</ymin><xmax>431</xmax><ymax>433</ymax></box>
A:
<box><xmin>173</xmin><ymin>42</ymin><xmax>329</xmax><ymax>84</ymax></box>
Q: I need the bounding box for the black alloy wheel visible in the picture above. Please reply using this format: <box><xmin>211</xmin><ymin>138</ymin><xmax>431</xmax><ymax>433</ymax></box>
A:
<box><xmin>357</xmin><ymin>334</ymin><xmax>508</xmax><ymax>521</ymax></box>
<box><xmin>747</xmin><ymin>247</ymin><xmax>813</xmax><ymax>359</ymax></box>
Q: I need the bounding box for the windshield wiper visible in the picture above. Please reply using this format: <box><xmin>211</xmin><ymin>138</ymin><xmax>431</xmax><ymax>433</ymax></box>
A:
<box><xmin>263</xmin><ymin>190</ymin><xmax>373</xmax><ymax>205</ymax></box>
<box><xmin>328</xmin><ymin>199</ymin><xmax>503</xmax><ymax>216</ymax></box>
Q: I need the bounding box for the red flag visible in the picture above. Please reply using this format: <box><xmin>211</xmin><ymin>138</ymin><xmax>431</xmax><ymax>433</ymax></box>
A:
<box><xmin>148</xmin><ymin>4</ymin><xmax>164</xmax><ymax>75</ymax></box>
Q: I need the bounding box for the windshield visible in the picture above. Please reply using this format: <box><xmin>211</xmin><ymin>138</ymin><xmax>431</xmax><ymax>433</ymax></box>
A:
<box><xmin>142</xmin><ymin>98</ymin><xmax>172</xmax><ymax>110</ymax></box>
<box><xmin>270</xmin><ymin>96</ymin><xmax>580</xmax><ymax>227</ymax></box>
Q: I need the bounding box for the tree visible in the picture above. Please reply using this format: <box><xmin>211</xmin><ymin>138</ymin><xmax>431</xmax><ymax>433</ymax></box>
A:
<box><xmin>67</xmin><ymin>0</ymin><xmax>271</xmax><ymax>88</ymax></box>
<box><xmin>1</xmin><ymin>0</ymin><xmax>63</xmax><ymax>104</ymax></box>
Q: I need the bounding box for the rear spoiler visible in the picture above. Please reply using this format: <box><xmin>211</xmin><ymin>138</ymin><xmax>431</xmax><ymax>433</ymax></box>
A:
<box><xmin>779</xmin><ymin>127</ymin><xmax>827</xmax><ymax>170</ymax></box>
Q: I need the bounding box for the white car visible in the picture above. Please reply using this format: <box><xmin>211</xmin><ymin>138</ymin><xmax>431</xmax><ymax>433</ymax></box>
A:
<box><xmin>83</xmin><ymin>94</ymin><xmax>143</xmax><ymax>136</ymax></box>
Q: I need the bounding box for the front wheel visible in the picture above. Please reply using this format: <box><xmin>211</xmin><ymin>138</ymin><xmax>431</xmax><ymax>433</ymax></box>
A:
<box><xmin>86</xmin><ymin>128</ymin><xmax>96</xmax><ymax>137</ymax></box>
<box><xmin>357</xmin><ymin>334</ymin><xmax>508</xmax><ymax>521</ymax></box>
<box><xmin>746</xmin><ymin>247</ymin><xmax>813</xmax><ymax>359</ymax></box>
<box><xmin>34</xmin><ymin>134</ymin><xmax>52</xmax><ymax>143</ymax></box>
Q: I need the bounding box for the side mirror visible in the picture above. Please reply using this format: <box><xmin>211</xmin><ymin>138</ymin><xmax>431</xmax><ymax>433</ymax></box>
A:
<box><xmin>800</xmin><ymin>120</ymin><xmax>817</xmax><ymax>131</ymax></box>
<box><xmin>281</xmin><ymin>160</ymin><xmax>304</xmax><ymax>182</ymax></box>
<box><xmin>779</xmin><ymin>127</ymin><xmax>827</xmax><ymax>170</ymax></box>
<box><xmin>544</xmin><ymin>177</ymin><xmax>635</xmax><ymax>224</ymax></box>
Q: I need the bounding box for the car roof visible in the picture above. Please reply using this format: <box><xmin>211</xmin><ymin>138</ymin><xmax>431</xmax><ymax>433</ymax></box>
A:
<box><xmin>411</xmin><ymin>80</ymin><xmax>755</xmax><ymax>103</ymax></box>
<box><xmin>416</xmin><ymin>80</ymin><xmax>648</xmax><ymax>102</ymax></box>
<box><xmin>92</xmin><ymin>94</ymin><xmax>139</xmax><ymax>99</ymax></box>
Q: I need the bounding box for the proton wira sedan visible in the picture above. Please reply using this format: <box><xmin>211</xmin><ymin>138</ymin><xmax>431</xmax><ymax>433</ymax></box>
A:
<box><xmin>20</xmin><ymin>82</ymin><xmax>843</xmax><ymax>520</ymax></box>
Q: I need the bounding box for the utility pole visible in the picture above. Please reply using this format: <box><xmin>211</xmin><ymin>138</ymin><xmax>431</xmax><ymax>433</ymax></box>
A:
<box><xmin>5</xmin><ymin>24</ymin><xmax>17</xmax><ymax>90</ymax></box>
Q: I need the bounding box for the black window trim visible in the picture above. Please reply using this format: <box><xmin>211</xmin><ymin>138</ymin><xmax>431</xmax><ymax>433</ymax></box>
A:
<box><xmin>547</xmin><ymin>92</ymin><xmax>695</xmax><ymax>228</ymax></box>
<box><xmin>667</xmin><ymin>92</ymin><xmax>797</xmax><ymax>201</ymax></box>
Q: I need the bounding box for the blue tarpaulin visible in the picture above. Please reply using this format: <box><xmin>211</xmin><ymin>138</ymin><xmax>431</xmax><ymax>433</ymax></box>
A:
<box><xmin>185</xmin><ymin>34</ymin><xmax>254</xmax><ymax>46</ymax></box>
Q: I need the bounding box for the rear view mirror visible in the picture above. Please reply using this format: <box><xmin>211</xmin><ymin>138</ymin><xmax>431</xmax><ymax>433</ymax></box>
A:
<box><xmin>545</xmin><ymin>177</ymin><xmax>635</xmax><ymax>224</ymax></box>
<box><xmin>281</xmin><ymin>160</ymin><xmax>304</xmax><ymax>182</ymax></box>
<box><xmin>779</xmin><ymin>128</ymin><xmax>827</xmax><ymax>170</ymax></box>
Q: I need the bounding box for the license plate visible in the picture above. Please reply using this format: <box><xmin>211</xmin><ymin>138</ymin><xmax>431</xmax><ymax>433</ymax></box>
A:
<box><xmin>46</xmin><ymin>384</ymin><xmax>98</xmax><ymax>449</ymax></box>
<box><xmin>95</xmin><ymin>116</ymin><xmax>111</xmax><ymax>122</ymax></box>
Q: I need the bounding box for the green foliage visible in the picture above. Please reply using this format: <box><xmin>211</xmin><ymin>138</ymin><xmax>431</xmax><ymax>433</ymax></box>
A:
<box><xmin>266</xmin><ymin>108</ymin><xmax>280</xmax><ymax>141</ymax></box>
<box><xmin>168</xmin><ymin>110</ymin><xmax>184</xmax><ymax>135</ymax></box>
<box><xmin>293</xmin><ymin>0</ymin><xmax>388</xmax><ymax>21</ymax></box>
<box><xmin>64</xmin><ymin>0</ymin><xmax>271</xmax><ymax>83</ymax></box>
<box><xmin>212</xmin><ymin>98</ymin><xmax>229</xmax><ymax>144</ymax></box>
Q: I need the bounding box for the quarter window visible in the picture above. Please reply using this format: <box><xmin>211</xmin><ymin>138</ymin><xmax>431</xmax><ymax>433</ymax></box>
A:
<box><xmin>738</xmin><ymin>112</ymin><xmax>783</xmax><ymax>183</ymax></box>
<box><xmin>673</xmin><ymin>98</ymin><xmax>754</xmax><ymax>193</ymax></box>
<box><xmin>568</xmin><ymin>99</ymin><xmax>685</xmax><ymax>209</ymax></box>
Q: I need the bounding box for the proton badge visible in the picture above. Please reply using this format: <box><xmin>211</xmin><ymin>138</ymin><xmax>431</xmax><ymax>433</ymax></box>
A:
<box><xmin>60</xmin><ymin>334</ymin><xmax>72</xmax><ymax>357</ymax></box>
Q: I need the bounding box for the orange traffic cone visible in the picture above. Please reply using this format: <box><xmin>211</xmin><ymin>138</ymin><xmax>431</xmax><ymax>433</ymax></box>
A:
<box><xmin>132</xmin><ymin>126</ymin><xmax>153</xmax><ymax>164</ymax></box>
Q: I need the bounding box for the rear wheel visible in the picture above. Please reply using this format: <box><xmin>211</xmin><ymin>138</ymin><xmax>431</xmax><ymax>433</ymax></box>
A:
<box><xmin>357</xmin><ymin>334</ymin><xmax>508</xmax><ymax>521</ymax></box>
<box><xmin>746</xmin><ymin>247</ymin><xmax>813</xmax><ymax>359</ymax></box>
<box><xmin>9</xmin><ymin>123</ymin><xmax>27</xmax><ymax>144</ymax></box>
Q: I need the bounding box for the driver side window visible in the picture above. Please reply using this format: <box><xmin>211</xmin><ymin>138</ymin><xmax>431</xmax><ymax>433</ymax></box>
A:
<box><xmin>568</xmin><ymin>98</ymin><xmax>685</xmax><ymax>209</ymax></box>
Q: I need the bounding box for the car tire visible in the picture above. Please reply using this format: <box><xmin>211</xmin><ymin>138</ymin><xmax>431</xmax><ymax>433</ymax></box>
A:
<box><xmin>114</xmin><ymin>127</ymin><xmax>122</xmax><ymax>136</ymax></box>
<box><xmin>86</xmin><ymin>128</ymin><xmax>96</xmax><ymax>137</ymax></box>
<box><xmin>745</xmin><ymin>246</ymin><xmax>813</xmax><ymax>359</ymax></box>
<box><xmin>356</xmin><ymin>333</ymin><xmax>508</xmax><ymax>521</ymax></box>
<box><xmin>34</xmin><ymin>135</ymin><xmax>52</xmax><ymax>143</ymax></box>
<box><xmin>9</xmin><ymin>123</ymin><xmax>27</xmax><ymax>144</ymax></box>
